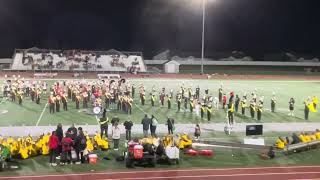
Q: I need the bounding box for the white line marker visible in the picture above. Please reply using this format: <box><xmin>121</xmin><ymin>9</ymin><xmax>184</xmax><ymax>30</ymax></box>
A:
<box><xmin>36</xmin><ymin>103</ymin><xmax>48</xmax><ymax>126</ymax></box>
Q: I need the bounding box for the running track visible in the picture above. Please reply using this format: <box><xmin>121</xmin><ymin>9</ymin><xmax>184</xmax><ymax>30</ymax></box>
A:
<box><xmin>0</xmin><ymin>166</ymin><xmax>320</xmax><ymax>180</ymax></box>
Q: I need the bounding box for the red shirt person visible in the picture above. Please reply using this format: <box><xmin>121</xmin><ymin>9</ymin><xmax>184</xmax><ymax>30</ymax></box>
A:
<box><xmin>48</xmin><ymin>131</ymin><xmax>59</xmax><ymax>165</ymax></box>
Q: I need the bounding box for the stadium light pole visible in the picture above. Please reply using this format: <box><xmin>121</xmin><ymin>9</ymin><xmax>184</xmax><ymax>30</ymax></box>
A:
<box><xmin>201</xmin><ymin>0</ymin><xmax>205</xmax><ymax>74</ymax></box>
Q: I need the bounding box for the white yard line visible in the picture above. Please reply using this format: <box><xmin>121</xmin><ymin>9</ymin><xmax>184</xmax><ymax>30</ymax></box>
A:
<box><xmin>36</xmin><ymin>103</ymin><xmax>48</xmax><ymax>126</ymax></box>
<box><xmin>134</xmin><ymin>102</ymin><xmax>148</xmax><ymax>115</ymax></box>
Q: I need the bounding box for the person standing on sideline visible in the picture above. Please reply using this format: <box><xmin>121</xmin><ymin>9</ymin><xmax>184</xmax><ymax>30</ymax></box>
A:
<box><xmin>48</xmin><ymin>131</ymin><xmax>59</xmax><ymax>166</ymax></box>
<box><xmin>55</xmin><ymin>123</ymin><xmax>63</xmax><ymax>156</ymax></box>
<box><xmin>99</xmin><ymin>109</ymin><xmax>109</xmax><ymax>138</ymax></box>
<box><xmin>123</xmin><ymin>119</ymin><xmax>133</xmax><ymax>140</ymax></box>
<box><xmin>166</xmin><ymin>117</ymin><xmax>175</xmax><ymax>134</ymax></box>
<box><xmin>271</xmin><ymin>94</ymin><xmax>276</xmax><ymax>113</ymax></box>
<box><xmin>74</xmin><ymin>130</ymin><xmax>86</xmax><ymax>164</ymax></box>
<box><xmin>112</xmin><ymin>123</ymin><xmax>121</xmax><ymax>150</ymax></box>
<box><xmin>61</xmin><ymin>133</ymin><xmax>73</xmax><ymax>165</ymax></box>
<box><xmin>288</xmin><ymin>97</ymin><xmax>295</xmax><ymax>116</ymax></box>
<box><xmin>250</xmin><ymin>99</ymin><xmax>256</xmax><ymax>119</ymax></box>
<box><xmin>194</xmin><ymin>124</ymin><xmax>201</xmax><ymax>140</ymax></box>
<box><xmin>150</xmin><ymin>115</ymin><xmax>158</xmax><ymax>137</ymax></box>
<box><xmin>141</xmin><ymin>114</ymin><xmax>151</xmax><ymax>137</ymax></box>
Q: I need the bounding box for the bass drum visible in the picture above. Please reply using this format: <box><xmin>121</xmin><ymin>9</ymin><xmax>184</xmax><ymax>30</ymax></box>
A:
<box><xmin>93</xmin><ymin>106</ymin><xmax>101</xmax><ymax>115</ymax></box>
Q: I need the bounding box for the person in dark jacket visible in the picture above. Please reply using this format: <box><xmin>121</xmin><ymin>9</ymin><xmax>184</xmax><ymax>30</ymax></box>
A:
<box><xmin>67</xmin><ymin>124</ymin><xmax>77</xmax><ymax>140</ymax></box>
<box><xmin>166</xmin><ymin>117</ymin><xmax>174</xmax><ymax>134</ymax></box>
<box><xmin>74</xmin><ymin>130</ymin><xmax>86</xmax><ymax>164</ymax></box>
<box><xmin>55</xmin><ymin>123</ymin><xmax>64</xmax><ymax>155</ymax></box>
<box><xmin>49</xmin><ymin>131</ymin><xmax>59</xmax><ymax>166</ymax></box>
<box><xmin>141</xmin><ymin>114</ymin><xmax>151</xmax><ymax>137</ymax></box>
<box><xmin>111</xmin><ymin>116</ymin><xmax>120</xmax><ymax>126</ymax></box>
<box><xmin>100</xmin><ymin>108</ymin><xmax>109</xmax><ymax>138</ymax></box>
<box><xmin>123</xmin><ymin>119</ymin><xmax>133</xmax><ymax>140</ymax></box>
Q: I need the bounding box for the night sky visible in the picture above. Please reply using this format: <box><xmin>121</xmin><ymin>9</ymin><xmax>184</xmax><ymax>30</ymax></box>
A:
<box><xmin>0</xmin><ymin>0</ymin><xmax>320</xmax><ymax>59</ymax></box>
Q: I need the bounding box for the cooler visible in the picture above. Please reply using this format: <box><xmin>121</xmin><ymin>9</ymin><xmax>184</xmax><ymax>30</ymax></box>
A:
<box><xmin>88</xmin><ymin>154</ymin><xmax>98</xmax><ymax>164</ymax></box>
<box><xmin>133</xmin><ymin>145</ymin><xmax>144</xmax><ymax>159</ymax></box>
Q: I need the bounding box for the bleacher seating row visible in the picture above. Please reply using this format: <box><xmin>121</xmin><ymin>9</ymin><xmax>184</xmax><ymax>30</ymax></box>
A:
<box><xmin>11</xmin><ymin>48</ymin><xmax>147</xmax><ymax>73</ymax></box>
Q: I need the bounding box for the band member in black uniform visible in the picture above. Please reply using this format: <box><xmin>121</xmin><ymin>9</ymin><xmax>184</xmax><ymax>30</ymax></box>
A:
<box><xmin>304</xmin><ymin>98</ymin><xmax>310</xmax><ymax>120</ymax></box>
<box><xmin>271</xmin><ymin>95</ymin><xmax>276</xmax><ymax>113</ymax></box>
<box><xmin>195</xmin><ymin>86</ymin><xmax>200</xmax><ymax>100</ymax></box>
<box><xmin>218</xmin><ymin>86</ymin><xmax>223</xmax><ymax>103</ymax></box>
<box><xmin>235</xmin><ymin>95</ymin><xmax>240</xmax><ymax>113</ymax></box>
<box><xmin>75</xmin><ymin>94</ymin><xmax>81</xmax><ymax>109</ymax></box>
<box><xmin>288</xmin><ymin>97</ymin><xmax>295</xmax><ymax>116</ymax></box>
<box><xmin>177</xmin><ymin>94</ymin><xmax>182</xmax><ymax>112</ymax></box>
<box><xmin>207</xmin><ymin>104</ymin><xmax>212</xmax><ymax>121</ymax></box>
<box><xmin>131</xmin><ymin>84</ymin><xmax>135</xmax><ymax>98</ymax></box>
<box><xmin>250</xmin><ymin>100</ymin><xmax>255</xmax><ymax>119</ymax></box>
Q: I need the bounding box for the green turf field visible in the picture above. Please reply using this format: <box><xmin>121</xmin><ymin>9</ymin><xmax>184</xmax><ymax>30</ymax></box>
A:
<box><xmin>0</xmin><ymin>79</ymin><xmax>319</xmax><ymax>126</ymax></box>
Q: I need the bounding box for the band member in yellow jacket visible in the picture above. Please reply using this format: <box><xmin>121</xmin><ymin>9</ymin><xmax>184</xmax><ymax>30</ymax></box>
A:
<box><xmin>250</xmin><ymin>100</ymin><xmax>256</xmax><ymax>119</ymax></box>
<box><xmin>240</xmin><ymin>96</ymin><xmax>247</xmax><ymax>115</ymax></box>
<box><xmin>227</xmin><ymin>103</ymin><xmax>235</xmax><ymax>125</ymax></box>
<box><xmin>200</xmin><ymin>103</ymin><xmax>206</xmax><ymax>119</ymax></box>
<box><xmin>304</xmin><ymin>98</ymin><xmax>311</xmax><ymax>120</ymax></box>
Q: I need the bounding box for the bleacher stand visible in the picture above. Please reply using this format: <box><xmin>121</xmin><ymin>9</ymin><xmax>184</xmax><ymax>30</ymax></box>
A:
<box><xmin>11</xmin><ymin>48</ymin><xmax>147</xmax><ymax>73</ymax></box>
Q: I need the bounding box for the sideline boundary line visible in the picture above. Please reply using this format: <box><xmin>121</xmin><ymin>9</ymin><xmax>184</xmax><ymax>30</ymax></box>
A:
<box><xmin>36</xmin><ymin>103</ymin><xmax>48</xmax><ymax>126</ymax></box>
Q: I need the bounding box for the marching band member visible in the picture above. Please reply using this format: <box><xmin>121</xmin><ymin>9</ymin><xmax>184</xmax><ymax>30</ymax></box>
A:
<box><xmin>271</xmin><ymin>94</ymin><xmax>276</xmax><ymax>113</ymax></box>
<box><xmin>17</xmin><ymin>88</ymin><xmax>23</xmax><ymax>105</ymax></box>
<box><xmin>177</xmin><ymin>93</ymin><xmax>182</xmax><ymax>112</ymax></box>
<box><xmin>200</xmin><ymin>103</ymin><xmax>206</xmax><ymax>119</ymax></box>
<box><xmin>207</xmin><ymin>104</ymin><xmax>212</xmax><ymax>121</ymax></box>
<box><xmin>257</xmin><ymin>100</ymin><xmax>263</xmax><ymax>121</ymax></box>
<box><xmin>234</xmin><ymin>95</ymin><xmax>240</xmax><ymax>113</ymax></box>
<box><xmin>35</xmin><ymin>88</ymin><xmax>41</xmax><ymax>104</ymax></box>
<box><xmin>131</xmin><ymin>84</ymin><xmax>135</xmax><ymax>98</ymax></box>
<box><xmin>151</xmin><ymin>93</ymin><xmax>156</xmax><ymax>107</ymax></box>
<box><xmin>189</xmin><ymin>97</ymin><xmax>194</xmax><ymax>113</ymax></box>
<box><xmin>227</xmin><ymin>103</ymin><xmax>235</xmax><ymax>125</ymax></box>
<box><xmin>55</xmin><ymin>95</ymin><xmax>61</xmax><ymax>112</ymax></box>
<box><xmin>240</xmin><ymin>96</ymin><xmax>247</xmax><ymax>115</ymax></box>
<box><xmin>304</xmin><ymin>97</ymin><xmax>311</xmax><ymax>120</ymax></box>
<box><xmin>250</xmin><ymin>99</ymin><xmax>256</xmax><ymax>119</ymax></box>
<box><xmin>167</xmin><ymin>94</ymin><xmax>172</xmax><ymax>109</ymax></box>
<box><xmin>218</xmin><ymin>85</ymin><xmax>223</xmax><ymax>103</ymax></box>
<box><xmin>159</xmin><ymin>90</ymin><xmax>165</xmax><ymax>106</ymax></box>
<box><xmin>288</xmin><ymin>97</ymin><xmax>295</xmax><ymax>116</ymax></box>
<box><xmin>48</xmin><ymin>95</ymin><xmax>55</xmax><ymax>114</ymax></box>
<box><xmin>83</xmin><ymin>91</ymin><xmax>88</xmax><ymax>109</ymax></box>
<box><xmin>75</xmin><ymin>93</ymin><xmax>81</xmax><ymax>109</ymax></box>
<box><xmin>61</xmin><ymin>93</ymin><xmax>68</xmax><ymax>111</ymax></box>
